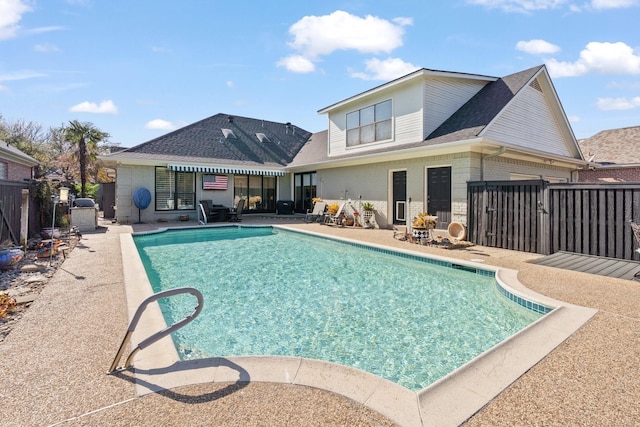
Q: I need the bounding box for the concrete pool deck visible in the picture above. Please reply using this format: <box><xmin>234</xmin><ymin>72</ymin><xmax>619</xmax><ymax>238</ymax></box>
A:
<box><xmin>1</xmin><ymin>215</ymin><xmax>639</xmax><ymax>426</ymax></box>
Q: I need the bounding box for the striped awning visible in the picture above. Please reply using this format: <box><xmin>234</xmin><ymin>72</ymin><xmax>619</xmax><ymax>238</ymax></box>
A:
<box><xmin>168</xmin><ymin>164</ymin><xmax>285</xmax><ymax>176</ymax></box>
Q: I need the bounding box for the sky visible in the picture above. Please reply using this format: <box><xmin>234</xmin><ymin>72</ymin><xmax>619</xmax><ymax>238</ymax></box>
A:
<box><xmin>0</xmin><ymin>0</ymin><xmax>639</xmax><ymax>148</ymax></box>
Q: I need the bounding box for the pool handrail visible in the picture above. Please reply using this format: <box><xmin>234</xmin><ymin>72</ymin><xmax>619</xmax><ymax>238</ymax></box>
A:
<box><xmin>108</xmin><ymin>286</ymin><xmax>204</xmax><ymax>374</ymax></box>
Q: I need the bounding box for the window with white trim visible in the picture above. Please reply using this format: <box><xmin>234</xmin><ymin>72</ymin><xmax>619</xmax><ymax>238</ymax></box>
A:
<box><xmin>346</xmin><ymin>99</ymin><xmax>392</xmax><ymax>147</ymax></box>
<box><xmin>155</xmin><ymin>167</ymin><xmax>195</xmax><ymax>211</ymax></box>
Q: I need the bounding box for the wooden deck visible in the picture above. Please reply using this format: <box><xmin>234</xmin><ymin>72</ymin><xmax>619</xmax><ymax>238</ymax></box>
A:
<box><xmin>531</xmin><ymin>251</ymin><xmax>640</xmax><ymax>280</ymax></box>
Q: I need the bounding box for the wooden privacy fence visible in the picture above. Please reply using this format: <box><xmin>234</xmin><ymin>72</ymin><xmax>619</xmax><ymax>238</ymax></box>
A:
<box><xmin>468</xmin><ymin>180</ymin><xmax>546</xmax><ymax>254</ymax></box>
<box><xmin>0</xmin><ymin>180</ymin><xmax>30</xmax><ymax>245</ymax></box>
<box><xmin>467</xmin><ymin>181</ymin><xmax>640</xmax><ymax>260</ymax></box>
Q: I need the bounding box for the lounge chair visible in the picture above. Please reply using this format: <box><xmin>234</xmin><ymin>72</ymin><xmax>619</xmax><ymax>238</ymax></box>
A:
<box><xmin>228</xmin><ymin>198</ymin><xmax>245</xmax><ymax>222</ymax></box>
<box><xmin>304</xmin><ymin>202</ymin><xmax>326</xmax><ymax>223</ymax></box>
<box><xmin>324</xmin><ymin>202</ymin><xmax>346</xmax><ymax>226</ymax></box>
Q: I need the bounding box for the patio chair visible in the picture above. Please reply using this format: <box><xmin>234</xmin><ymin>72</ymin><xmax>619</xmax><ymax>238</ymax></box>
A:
<box><xmin>629</xmin><ymin>220</ymin><xmax>640</xmax><ymax>280</ymax></box>
<box><xmin>199</xmin><ymin>200</ymin><xmax>216</xmax><ymax>223</ymax></box>
<box><xmin>228</xmin><ymin>198</ymin><xmax>245</xmax><ymax>222</ymax></box>
<box><xmin>323</xmin><ymin>202</ymin><xmax>346</xmax><ymax>226</ymax></box>
<box><xmin>304</xmin><ymin>202</ymin><xmax>326</xmax><ymax>223</ymax></box>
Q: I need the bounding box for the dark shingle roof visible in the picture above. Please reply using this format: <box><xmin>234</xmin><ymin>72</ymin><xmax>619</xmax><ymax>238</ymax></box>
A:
<box><xmin>114</xmin><ymin>114</ymin><xmax>312</xmax><ymax>167</ymax></box>
<box><xmin>578</xmin><ymin>126</ymin><xmax>640</xmax><ymax>164</ymax></box>
<box><xmin>425</xmin><ymin>65</ymin><xmax>544</xmax><ymax>145</ymax></box>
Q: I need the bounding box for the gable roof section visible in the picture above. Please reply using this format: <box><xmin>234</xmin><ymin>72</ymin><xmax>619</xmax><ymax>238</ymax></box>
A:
<box><xmin>0</xmin><ymin>140</ymin><xmax>39</xmax><ymax>167</ymax></box>
<box><xmin>425</xmin><ymin>66</ymin><xmax>543</xmax><ymax>145</ymax></box>
<box><xmin>292</xmin><ymin>65</ymin><xmax>584</xmax><ymax>169</ymax></box>
<box><xmin>104</xmin><ymin>114</ymin><xmax>312</xmax><ymax>169</ymax></box>
<box><xmin>425</xmin><ymin>65</ymin><xmax>581</xmax><ymax>160</ymax></box>
<box><xmin>578</xmin><ymin>126</ymin><xmax>640</xmax><ymax>164</ymax></box>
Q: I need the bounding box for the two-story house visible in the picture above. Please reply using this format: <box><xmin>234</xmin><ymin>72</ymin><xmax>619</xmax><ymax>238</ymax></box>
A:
<box><xmin>102</xmin><ymin>64</ymin><xmax>587</xmax><ymax>229</ymax></box>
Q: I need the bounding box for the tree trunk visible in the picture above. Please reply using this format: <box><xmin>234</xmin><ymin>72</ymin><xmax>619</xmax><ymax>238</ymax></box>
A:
<box><xmin>79</xmin><ymin>136</ymin><xmax>87</xmax><ymax>197</ymax></box>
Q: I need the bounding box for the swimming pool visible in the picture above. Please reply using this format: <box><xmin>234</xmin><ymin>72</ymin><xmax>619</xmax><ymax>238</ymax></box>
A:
<box><xmin>133</xmin><ymin>226</ymin><xmax>547</xmax><ymax>391</ymax></box>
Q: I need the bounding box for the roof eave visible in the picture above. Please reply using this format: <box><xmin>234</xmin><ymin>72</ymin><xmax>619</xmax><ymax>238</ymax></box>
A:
<box><xmin>317</xmin><ymin>69</ymin><xmax>497</xmax><ymax>114</ymax></box>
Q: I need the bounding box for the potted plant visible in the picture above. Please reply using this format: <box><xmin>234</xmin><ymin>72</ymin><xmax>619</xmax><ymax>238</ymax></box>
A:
<box><xmin>361</xmin><ymin>202</ymin><xmax>375</xmax><ymax>226</ymax></box>
<box><xmin>412</xmin><ymin>212</ymin><xmax>437</xmax><ymax>229</ymax></box>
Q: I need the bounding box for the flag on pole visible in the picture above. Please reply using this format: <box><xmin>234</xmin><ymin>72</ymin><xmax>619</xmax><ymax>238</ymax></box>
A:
<box><xmin>203</xmin><ymin>174</ymin><xmax>228</xmax><ymax>190</ymax></box>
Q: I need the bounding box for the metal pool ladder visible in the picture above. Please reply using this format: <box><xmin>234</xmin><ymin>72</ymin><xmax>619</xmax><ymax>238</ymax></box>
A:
<box><xmin>108</xmin><ymin>287</ymin><xmax>204</xmax><ymax>374</ymax></box>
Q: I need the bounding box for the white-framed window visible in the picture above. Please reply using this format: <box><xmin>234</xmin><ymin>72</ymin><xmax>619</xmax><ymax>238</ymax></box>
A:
<box><xmin>155</xmin><ymin>167</ymin><xmax>196</xmax><ymax>210</ymax></box>
<box><xmin>346</xmin><ymin>99</ymin><xmax>392</xmax><ymax>147</ymax></box>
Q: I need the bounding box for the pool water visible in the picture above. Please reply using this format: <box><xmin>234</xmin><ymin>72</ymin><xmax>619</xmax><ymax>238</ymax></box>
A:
<box><xmin>134</xmin><ymin>226</ymin><xmax>543</xmax><ymax>391</ymax></box>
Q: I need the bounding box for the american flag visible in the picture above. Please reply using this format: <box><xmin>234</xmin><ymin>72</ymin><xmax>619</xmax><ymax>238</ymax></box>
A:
<box><xmin>203</xmin><ymin>174</ymin><xmax>228</xmax><ymax>190</ymax></box>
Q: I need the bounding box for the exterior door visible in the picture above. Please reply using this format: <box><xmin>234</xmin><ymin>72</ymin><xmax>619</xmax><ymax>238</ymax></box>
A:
<box><xmin>392</xmin><ymin>171</ymin><xmax>406</xmax><ymax>225</ymax></box>
<box><xmin>102</xmin><ymin>182</ymin><xmax>116</xmax><ymax>219</ymax></box>
<box><xmin>294</xmin><ymin>172</ymin><xmax>316</xmax><ymax>213</ymax></box>
<box><xmin>427</xmin><ymin>167</ymin><xmax>451</xmax><ymax>229</ymax></box>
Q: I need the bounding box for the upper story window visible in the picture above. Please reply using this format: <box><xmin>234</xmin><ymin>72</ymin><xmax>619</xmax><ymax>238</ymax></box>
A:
<box><xmin>346</xmin><ymin>99</ymin><xmax>392</xmax><ymax>147</ymax></box>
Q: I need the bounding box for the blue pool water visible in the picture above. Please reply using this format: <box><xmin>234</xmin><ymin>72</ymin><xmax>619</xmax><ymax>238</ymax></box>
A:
<box><xmin>134</xmin><ymin>226</ymin><xmax>545</xmax><ymax>391</ymax></box>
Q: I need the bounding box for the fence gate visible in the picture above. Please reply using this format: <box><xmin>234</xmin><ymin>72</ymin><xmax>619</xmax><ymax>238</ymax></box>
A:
<box><xmin>467</xmin><ymin>180</ymin><xmax>547</xmax><ymax>254</ymax></box>
<box><xmin>0</xmin><ymin>180</ymin><xmax>30</xmax><ymax>245</ymax></box>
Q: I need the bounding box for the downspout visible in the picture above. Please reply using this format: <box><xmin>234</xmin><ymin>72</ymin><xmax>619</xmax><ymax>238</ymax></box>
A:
<box><xmin>480</xmin><ymin>146</ymin><xmax>506</xmax><ymax>181</ymax></box>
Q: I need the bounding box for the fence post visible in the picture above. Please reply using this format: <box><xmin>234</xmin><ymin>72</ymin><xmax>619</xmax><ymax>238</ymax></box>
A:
<box><xmin>539</xmin><ymin>182</ymin><xmax>550</xmax><ymax>255</ymax></box>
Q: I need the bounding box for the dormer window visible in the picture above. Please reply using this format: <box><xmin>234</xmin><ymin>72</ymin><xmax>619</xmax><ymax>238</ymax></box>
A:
<box><xmin>346</xmin><ymin>99</ymin><xmax>392</xmax><ymax>147</ymax></box>
<box><xmin>256</xmin><ymin>132</ymin><xmax>270</xmax><ymax>143</ymax></box>
<box><xmin>221</xmin><ymin>128</ymin><xmax>237</xmax><ymax>139</ymax></box>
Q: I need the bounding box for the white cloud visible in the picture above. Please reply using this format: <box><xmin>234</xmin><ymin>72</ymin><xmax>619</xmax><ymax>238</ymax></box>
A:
<box><xmin>596</xmin><ymin>97</ymin><xmax>640</xmax><ymax>110</ymax></box>
<box><xmin>0</xmin><ymin>70</ymin><xmax>46</xmax><ymax>82</ymax></box>
<box><xmin>516</xmin><ymin>39</ymin><xmax>560</xmax><ymax>54</ymax></box>
<box><xmin>546</xmin><ymin>41</ymin><xmax>640</xmax><ymax>77</ymax></box>
<box><xmin>276</xmin><ymin>55</ymin><xmax>316</xmax><ymax>73</ymax></box>
<box><xmin>0</xmin><ymin>0</ymin><xmax>31</xmax><ymax>40</ymax></box>
<box><xmin>69</xmin><ymin>100</ymin><xmax>118</xmax><ymax>114</ymax></box>
<box><xmin>278</xmin><ymin>10</ymin><xmax>411</xmax><ymax>73</ymax></box>
<box><xmin>145</xmin><ymin>119</ymin><xmax>175</xmax><ymax>130</ymax></box>
<box><xmin>466</xmin><ymin>0</ymin><xmax>568</xmax><ymax>13</ymax></box>
<box><xmin>590</xmin><ymin>0</ymin><xmax>639</xmax><ymax>9</ymax></box>
<box><xmin>34</xmin><ymin>42</ymin><xmax>61</xmax><ymax>53</ymax></box>
<box><xmin>349</xmin><ymin>57</ymin><xmax>420</xmax><ymax>81</ymax></box>
<box><xmin>26</xmin><ymin>26</ymin><xmax>65</xmax><ymax>35</ymax></box>
<box><xmin>226</xmin><ymin>81</ymin><xmax>234</xmax><ymax>88</ymax></box>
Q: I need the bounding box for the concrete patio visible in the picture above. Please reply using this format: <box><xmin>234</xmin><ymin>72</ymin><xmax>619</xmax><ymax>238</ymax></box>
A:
<box><xmin>1</xmin><ymin>214</ymin><xmax>638</xmax><ymax>426</ymax></box>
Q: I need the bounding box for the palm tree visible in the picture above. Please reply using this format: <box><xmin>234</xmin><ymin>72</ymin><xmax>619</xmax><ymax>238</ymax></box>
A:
<box><xmin>64</xmin><ymin>120</ymin><xmax>109</xmax><ymax>198</ymax></box>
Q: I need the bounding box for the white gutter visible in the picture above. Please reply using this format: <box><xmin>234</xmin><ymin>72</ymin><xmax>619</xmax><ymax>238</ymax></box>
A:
<box><xmin>481</xmin><ymin>146</ymin><xmax>506</xmax><ymax>180</ymax></box>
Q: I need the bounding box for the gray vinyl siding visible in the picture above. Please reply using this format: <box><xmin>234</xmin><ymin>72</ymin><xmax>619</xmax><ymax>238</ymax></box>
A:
<box><xmin>423</xmin><ymin>77</ymin><xmax>488</xmax><ymax>138</ymax></box>
<box><xmin>326</xmin><ymin>79</ymin><xmax>424</xmax><ymax>156</ymax></box>
<box><xmin>482</xmin><ymin>85</ymin><xmax>571</xmax><ymax>157</ymax></box>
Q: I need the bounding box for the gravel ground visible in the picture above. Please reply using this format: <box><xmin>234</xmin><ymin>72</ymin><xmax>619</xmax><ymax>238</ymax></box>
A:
<box><xmin>0</xmin><ymin>235</ymin><xmax>78</xmax><ymax>342</ymax></box>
